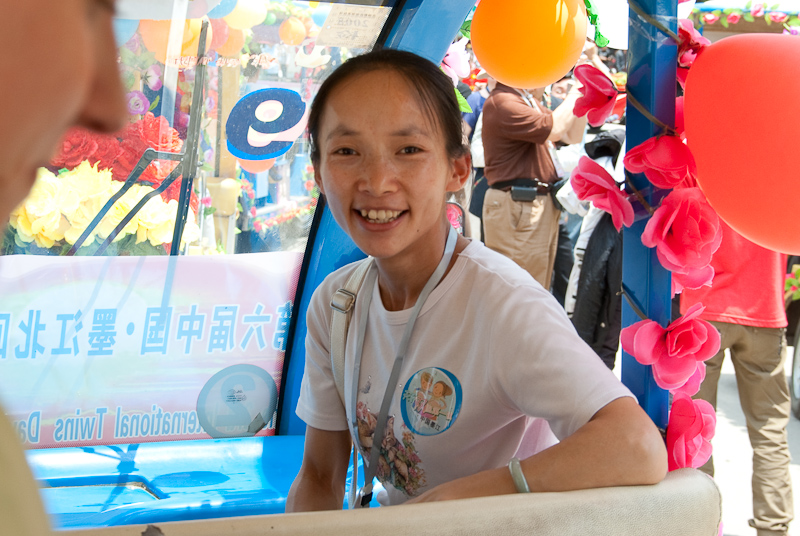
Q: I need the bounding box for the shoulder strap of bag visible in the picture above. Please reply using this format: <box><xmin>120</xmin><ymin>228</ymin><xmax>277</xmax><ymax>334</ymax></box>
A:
<box><xmin>329</xmin><ymin>258</ymin><xmax>374</xmax><ymax>406</ymax></box>
<box><xmin>329</xmin><ymin>258</ymin><xmax>373</xmax><ymax>510</ymax></box>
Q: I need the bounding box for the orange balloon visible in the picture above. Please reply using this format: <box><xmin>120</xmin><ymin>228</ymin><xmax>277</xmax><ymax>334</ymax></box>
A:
<box><xmin>237</xmin><ymin>158</ymin><xmax>276</xmax><ymax>174</ymax></box>
<box><xmin>279</xmin><ymin>17</ymin><xmax>307</xmax><ymax>46</ymax></box>
<box><xmin>182</xmin><ymin>19</ymin><xmax>213</xmax><ymax>58</ymax></box>
<box><xmin>139</xmin><ymin>19</ymin><xmax>211</xmax><ymax>64</ymax></box>
<box><xmin>216</xmin><ymin>28</ymin><xmax>245</xmax><ymax>57</ymax></box>
<box><xmin>139</xmin><ymin>20</ymin><xmax>172</xmax><ymax>63</ymax></box>
<box><xmin>685</xmin><ymin>34</ymin><xmax>800</xmax><ymax>253</ymax></box>
<box><xmin>471</xmin><ymin>0</ymin><xmax>587</xmax><ymax>89</ymax></box>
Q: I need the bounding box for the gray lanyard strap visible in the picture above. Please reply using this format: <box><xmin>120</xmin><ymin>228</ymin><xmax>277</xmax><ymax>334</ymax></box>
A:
<box><xmin>349</xmin><ymin>226</ymin><xmax>458</xmax><ymax>507</ymax></box>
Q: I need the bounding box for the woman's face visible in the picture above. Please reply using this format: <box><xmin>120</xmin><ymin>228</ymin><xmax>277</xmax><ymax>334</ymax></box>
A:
<box><xmin>0</xmin><ymin>0</ymin><xmax>126</xmax><ymax>222</ymax></box>
<box><xmin>314</xmin><ymin>69</ymin><xmax>469</xmax><ymax>266</ymax></box>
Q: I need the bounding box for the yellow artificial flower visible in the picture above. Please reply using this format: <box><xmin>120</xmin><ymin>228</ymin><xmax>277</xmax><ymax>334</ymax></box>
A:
<box><xmin>9</xmin><ymin>169</ymin><xmax>70</xmax><ymax>248</ymax></box>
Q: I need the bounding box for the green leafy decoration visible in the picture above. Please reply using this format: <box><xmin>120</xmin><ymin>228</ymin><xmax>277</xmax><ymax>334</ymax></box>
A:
<box><xmin>455</xmin><ymin>88</ymin><xmax>472</xmax><ymax>113</ymax></box>
<box><xmin>459</xmin><ymin>19</ymin><xmax>471</xmax><ymax>40</ymax></box>
<box><xmin>594</xmin><ymin>29</ymin><xmax>610</xmax><ymax>47</ymax></box>
<box><xmin>148</xmin><ymin>95</ymin><xmax>160</xmax><ymax>112</ymax></box>
<box><xmin>744</xmin><ymin>13</ymin><xmax>755</xmax><ymax>21</ymax></box>
<box><xmin>720</xmin><ymin>17</ymin><xmax>729</xmax><ymax>27</ymax></box>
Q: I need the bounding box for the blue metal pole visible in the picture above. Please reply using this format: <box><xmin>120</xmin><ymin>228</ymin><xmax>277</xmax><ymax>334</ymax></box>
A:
<box><xmin>622</xmin><ymin>0</ymin><xmax>678</xmax><ymax>429</ymax></box>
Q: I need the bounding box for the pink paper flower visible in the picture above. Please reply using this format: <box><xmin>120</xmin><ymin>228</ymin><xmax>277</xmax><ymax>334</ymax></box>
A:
<box><xmin>623</xmin><ymin>135</ymin><xmax>698</xmax><ymax>189</ymax></box>
<box><xmin>727</xmin><ymin>12</ymin><xmax>741</xmax><ymax>24</ymax></box>
<box><xmin>672</xmin><ymin>362</ymin><xmax>707</xmax><ymax>397</ymax></box>
<box><xmin>702</xmin><ymin>13</ymin><xmax>720</xmax><ymax>24</ymax></box>
<box><xmin>751</xmin><ymin>3</ymin><xmax>765</xmax><ymax>17</ymax></box>
<box><xmin>674</xmin><ymin>96</ymin><xmax>685</xmax><ymax>140</ymax></box>
<box><xmin>769</xmin><ymin>12</ymin><xmax>789</xmax><ymax>23</ymax></box>
<box><xmin>641</xmin><ymin>187</ymin><xmax>722</xmax><ymax>272</ymax></box>
<box><xmin>621</xmin><ymin>303</ymin><xmax>720</xmax><ymax>390</ymax></box>
<box><xmin>677</xmin><ymin>19</ymin><xmax>710</xmax><ymax>68</ymax></box>
<box><xmin>573</xmin><ymin>64</ymin><xmax>618</xmax><ymax>127</ymax></box>
<box><xmin>570</xmin><ymin>156</ymin><xmax>633</xmax><ymax>231</ymax></box>
<box><xmin>666</xmin><ymin>393</ymin><xmax>716</xmax><ymax>471</ymax></box>
<box><xmin>440</xmin><ymin>39</ymin><xmax>470</xmax><ymax>85</ymax></box>
<box><xmin>126</xmin><ymin>90</ymin><xmax>150</xmax><ymax>115</ymax></box>
<box><xmin>677</xmin><ymin>66</ymin><xmax>690</xmax><ymax>89</ymax></box>
<box><xmin>672</xmin><ymin>264</ymin><xmax>715</xmax><ymax>295</ymax></box>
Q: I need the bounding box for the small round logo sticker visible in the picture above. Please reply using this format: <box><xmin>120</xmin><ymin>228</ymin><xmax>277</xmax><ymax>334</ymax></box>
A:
<box><xmin>197</xmin><ymin>364</ymin><xmax>278</xmax><ymax>438</ymax></box>
<box><xmin>400</xmin><ymin>367</ymin><xmax>461</xmax><ymax>436</ymax></box>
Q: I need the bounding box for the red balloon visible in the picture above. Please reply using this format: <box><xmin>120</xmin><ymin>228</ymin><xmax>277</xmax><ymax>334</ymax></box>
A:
<box><xmin>209</xmin><ymin>18</ymin><xmax>230</xmax><ymax>52</ymax></box>
<box><xmin>685</xmin><ymin>34</ymin><xmax>800</xmax><ymax>253</ymax></box>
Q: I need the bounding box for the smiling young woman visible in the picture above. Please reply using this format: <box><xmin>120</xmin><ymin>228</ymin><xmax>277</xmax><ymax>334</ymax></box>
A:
<box><xmin>287</xmin><ymin>48</ymin><xmax>666</xmax><ymax>513</ymax></box>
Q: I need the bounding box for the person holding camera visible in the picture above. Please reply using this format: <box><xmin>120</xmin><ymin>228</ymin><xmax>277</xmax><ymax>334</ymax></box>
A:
<box><xmin>481</xmin><ymin>81</ymin><xmax>587</xmax><ymax>288</ymax></box>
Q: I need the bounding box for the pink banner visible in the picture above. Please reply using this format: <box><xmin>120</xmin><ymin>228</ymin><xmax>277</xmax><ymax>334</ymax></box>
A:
<box><xmin>0</xmin><ymin>252</ymin><xmax>302</xmax><ymax>448</ymax></box>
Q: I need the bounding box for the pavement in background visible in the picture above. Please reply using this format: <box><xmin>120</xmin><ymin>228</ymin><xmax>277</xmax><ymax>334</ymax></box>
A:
<box><xmin>701</xmin><ymin>352</ymin><xmax>799</xmax><ymax>536</ymax></box>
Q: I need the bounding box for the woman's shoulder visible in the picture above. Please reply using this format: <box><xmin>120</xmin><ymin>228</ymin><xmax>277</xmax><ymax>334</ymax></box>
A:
<box><xmin>457</xmin><ymin>240</ymin><xmax>547</xmax><ymax>295</ymax></box>
<box><xmin>309</xmin><ymin>258</ymin><xmax>372</xmax><ymax>310</ymax></box>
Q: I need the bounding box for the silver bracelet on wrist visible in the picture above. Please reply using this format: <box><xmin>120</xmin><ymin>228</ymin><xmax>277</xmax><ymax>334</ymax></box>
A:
<box><xmin>508</xmin><ymin>457</ymin><xmax>530</xmax><ymax>493</ymax></box>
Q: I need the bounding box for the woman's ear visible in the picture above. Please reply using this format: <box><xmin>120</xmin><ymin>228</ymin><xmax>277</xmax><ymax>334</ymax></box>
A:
<box><xmin>314</xmin><ymin>164</ymin><xmax>325</xmax><ymax>197</ymax></box>
<box><xmin>446</xmin><ymin>152</ymin><xmax>472</xmax><ymax>193</ymax></box>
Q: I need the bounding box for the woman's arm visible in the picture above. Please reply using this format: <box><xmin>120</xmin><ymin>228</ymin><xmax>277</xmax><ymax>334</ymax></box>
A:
<box><xmin>406</xmin><ymin>397</ymin><xmax>667</xmax><ymax>503</ymax></box>
<box><xmin>286</xmin><ymin>426</ymin><xmax>353</xmax><ymax>512</ymax></box>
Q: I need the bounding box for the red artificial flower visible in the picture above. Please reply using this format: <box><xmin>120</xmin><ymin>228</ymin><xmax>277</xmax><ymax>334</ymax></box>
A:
<box><xmin>90</xmin><ymin>135</ymin><xmax>122</xmax><ymax>171</ymax></box>
<box><xmin>727</xmin><ymin>12</ymin><xmax>741</xmax><ymax>24</ymax></box>
<box><xmin>769</xmin><ymin>11</ymin><xmax>789</xmax><ymax>23</ymax></box>
<box><xmin>677</xmin><ymin>19</ymin><xmax>710</xmax><ymax>68</ymax></box>
<box><xmin>51</xmin><ymin>128</ymin><xmax>99</xmax><ymax>169</ymax></box>
<box><xmin>624</xmin><ymin>135</ymin><xmax>698</xmax><ymax>189</ymax></box>
<box><xmin>751</xmin><ymin>3</ymin><xmax>765</xmax><ymax>17</ymax></box>
<box><xmin>641</xmin><ymin>187</ymin><xmax>722</xmax><ymax>272</ymax></box>
<box><xmin>124</xmin><ymin>112</ymin><xmax>183</xmax><ymax>153</ymax></box>
<box><xmin>113</xmin><ymin>135</ymin><xmax>151</xmax><ymax>181</ymax></box>
<box><xmin>702</xmin><ymin>13</ymin><xmax>720</xmax><ymax>25</ymax></box>
<box><xmin>621</xmin><ymin>303</ymin><xmax>720</xmax><ymax>391</ymax></box>
<box><xmin>666</xmin><ymin>393</ymin><xmax>716</xmax><ymax>471</ymax></box>
<box><xmin>570</xmin><ymin>156</ymin><xmax>633</xmax><ymax>231</ymax></box>
<box><xmin>573</xmin><ymin>64</ymin><xmax>618</xmax><ymax>127</ymax></box>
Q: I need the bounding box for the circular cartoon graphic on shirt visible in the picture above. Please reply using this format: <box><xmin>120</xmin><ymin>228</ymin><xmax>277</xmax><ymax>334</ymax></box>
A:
<box><xmin>401</xmin><ymin>367</ymin><xmax>462</xmax><ymax>436</ymax></box>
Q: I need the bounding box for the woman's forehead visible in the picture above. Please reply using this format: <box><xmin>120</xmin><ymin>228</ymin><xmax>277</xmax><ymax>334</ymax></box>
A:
<box><xmin>322</xmin><ymin>68</ymin><xmax>441</xmax><ymax>132</ymax></box>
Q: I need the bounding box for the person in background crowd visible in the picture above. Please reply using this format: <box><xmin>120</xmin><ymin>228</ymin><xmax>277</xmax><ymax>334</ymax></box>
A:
<box><xmin>563</xmin><ymin>129</ymin><xmax>626</xmax><ymax>369</ymax></box>
<box><xmin>0</xmin><ymin>1</ymin><xmax>127</xmax><ymax>533</ymax></box>
<box><xmin>481</xmin><ymin>76</ymin><xmax>587</xmax><ymax>288</ymax></box>
<box><xmin>680</xmin><ymin>223</ymin><xmax>794</xmax><ymax>536</ymax></box>
<box><xmin>463</xmin><ymin>71</ymin><xmax>495</xmax><ymax>242</ymax></box>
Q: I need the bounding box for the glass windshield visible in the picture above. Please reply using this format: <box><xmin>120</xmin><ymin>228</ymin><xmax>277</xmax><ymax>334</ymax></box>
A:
<box><xmin>0</xmin><ymin>0</ymin><xmax>394</xmax><ymax>449</ymax></box>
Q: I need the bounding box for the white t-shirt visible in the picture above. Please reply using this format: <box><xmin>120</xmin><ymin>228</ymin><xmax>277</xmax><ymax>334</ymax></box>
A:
<box><xmin>296</xmin><ymin>239</ymin><xmax>632</xmax><ymax>505</ymax></box>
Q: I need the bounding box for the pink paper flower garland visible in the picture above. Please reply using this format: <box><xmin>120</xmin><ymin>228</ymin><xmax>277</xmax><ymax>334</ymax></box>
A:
<box><xmin>571</xmin><ymin>19</ymin><xmax>720</xmax><ymax>473</ymax></box>
<box><xmin>570</xmin><ymin>157</ymin><xmax>633</xmax><ymax>231</ymax></box>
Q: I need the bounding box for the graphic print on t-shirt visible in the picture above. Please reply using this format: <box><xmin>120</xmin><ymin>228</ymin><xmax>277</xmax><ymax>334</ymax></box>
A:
<box><xmin>355</xmin><ymin>402</ymin><xmax>427</xmax><ymax>497</ymax></box>
<box><xmin>401</xmin><ymin>367</ymin><xmax>462</xmax><ymax>436</ymax></box>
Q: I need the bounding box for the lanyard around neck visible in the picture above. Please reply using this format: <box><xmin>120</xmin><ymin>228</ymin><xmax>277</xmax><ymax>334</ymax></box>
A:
<box><xmin>349</xmin><ymin>225</ymin><xmax>458</xmax><ymax>506</ymax></box>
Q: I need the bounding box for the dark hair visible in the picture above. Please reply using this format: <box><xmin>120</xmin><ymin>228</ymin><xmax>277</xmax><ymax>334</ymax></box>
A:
<box><xmin>307</xmin><ymin>48</ymin><xmax>469</xmax><ymax>165</ymax></box>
